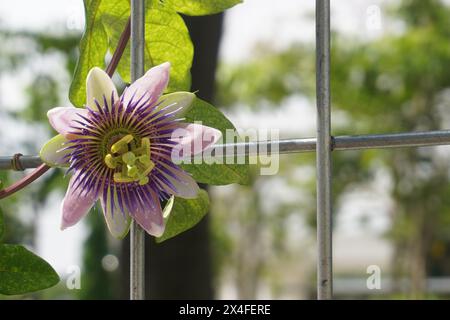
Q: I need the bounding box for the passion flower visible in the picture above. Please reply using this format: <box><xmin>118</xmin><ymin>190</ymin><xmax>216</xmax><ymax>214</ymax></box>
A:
<box><xmin>40</xmin><ymin>62</ymin><xmax>221</xmax><ymax>238</ymax></box>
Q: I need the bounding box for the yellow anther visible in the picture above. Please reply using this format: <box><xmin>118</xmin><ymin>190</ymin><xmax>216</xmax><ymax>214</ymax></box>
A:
<box><xmin>127</xmin><ymin>165</ymin><xmax>138</xmax><ymax>178</ymax></box>
<box><xmin>138</xmin><ymin>154</ymin><xmax>151</xmax><ymax>166</ymax></box>
<box><xmin>113</xmin><ymin>172</ymin><xmax>135</xmax><ymax>183</ymax></box>
<box><xmin>141</xmin><ymin>160</ymin><xmax>155</xmax><ymax>176</ymax></box>
<box><xmin>121</xmin><ymin>164</ymin><xmax>128</xmax><ymax>176</ymax></box>
<box><xmin>122</xmin><ymin>151</ymin><xmax>136</xmax><ymax>165</ymax></box>
<box><xmin>104</xmin><ymin>154</ymin><xmax>117</xmax><ymax>169</ymax></box>
<box><xmin>111</xmin><ymin>134</ymin><xmax>134</xmax><ymax>154</ymax></box>
<box><xmin>105</xmin><ymin>134</ymin><xmax>155</xmax><ymax>185</ymax></box>
<box><xmin>111</xmin><ymin>143</ymin><xmax>127</xmax><ymax>154</ymax></box>
<box><xmin>141</xmin><ymin>137</ymin><xmax>151</xmax><ymax>157</ymax></box>
<box><xmin>138</xmin><ymin>176</ymin><xmax>149</xmax><ymax>185</ymax></box>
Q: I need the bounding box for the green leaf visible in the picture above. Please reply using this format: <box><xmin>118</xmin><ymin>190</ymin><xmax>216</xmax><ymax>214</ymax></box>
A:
<box><xmin>0</xmin><ymin>244</ymin><xmax>59</xmax><ymax>295</ymax></box>
<box><xmin>69</xmin><ymin>0</ymin><xmax>109</xmax><ymax>107</ymax></box>
<box><xmin>71</xmin><ymin>0</ymin><xmax>193</xmax><ymax>105</ymax></box>
<box><xmin>165</xmin><ymin>0</ymin><xmax>243</xmax><ymax>16</ymax></box>
<box><xmin>181</xmin><ymin>98</ymin><xmax>250</xmax><ymax>185</ymax></box>
<box><xmin>103</xmin><ymin>1</ymin><xmax>193</xmax><ymax>92</ymax></box>
<box><xmin>157</xmin><ymin>189</ymin><xmax>209</xmax><ymax>242</ymax></box>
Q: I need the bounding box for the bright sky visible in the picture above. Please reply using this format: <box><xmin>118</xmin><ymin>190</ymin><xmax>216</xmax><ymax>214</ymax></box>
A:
<box><xmin>0</xmin><ymin>0</ymin><xmax>394</xmax><ymax>277</ymax></box>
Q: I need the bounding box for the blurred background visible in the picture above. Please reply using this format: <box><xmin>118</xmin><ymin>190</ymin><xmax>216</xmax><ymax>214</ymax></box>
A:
<box><xmin>2</xmin><ymin>0</ymin><xmax>450</xmax><ymax>299</ymax></box>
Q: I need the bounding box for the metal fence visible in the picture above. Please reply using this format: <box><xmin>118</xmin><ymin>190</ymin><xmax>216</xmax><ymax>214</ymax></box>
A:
<box><xmin>2</xmin><ymin>0</ymin><xmax>450</xmax><ymax>300</ymax></box>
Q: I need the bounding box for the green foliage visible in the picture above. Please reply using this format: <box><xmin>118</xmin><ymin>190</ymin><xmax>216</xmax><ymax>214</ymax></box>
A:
<box><xmin>164</xmin><ymin>0</ymin><xmax>242</xmax><ymax>16</ymax></box>
<box><xmin>331</xmin><ymin>28</ymin><xmax>450</xmax><ymax>133</ymax></box>
<box><xmin>157</xmin><ymin>189</ymin><xmax>209</xmax><ymax>242</ymax></box>
<box><xmin>0</xmin><ymin>244</ymin><xmax>59</xmax><ymax>295</ymax></box>
<box><xmin>182</xmin><ymin>98</ymin><xmax>250</xmax><ymax>185</ymax></box>
<box><xmin>396</xmin><ymin>0</ymin><xmax>450</xmax><ymax>31</ymax></box>
<box><xmin>216</xmin><ymin>44</ymin><xmax>315</xmax><ymax>108</ymax></box>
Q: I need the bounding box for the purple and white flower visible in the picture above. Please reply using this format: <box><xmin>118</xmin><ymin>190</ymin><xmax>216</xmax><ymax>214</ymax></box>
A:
<box><xmin>40</xmin><ymin>62</ymin><xmax>221</xmax><ymax>238</ymax></box>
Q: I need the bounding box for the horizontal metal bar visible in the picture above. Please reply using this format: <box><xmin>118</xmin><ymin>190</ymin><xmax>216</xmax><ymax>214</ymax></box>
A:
<box><xmin>334</xmin><ymin>130</ymin><xmax>450</xmax><ymax>151</ymax></box>
<box><xmin>221</xmin><ymin>129</ymin><xmax>450</xmax><ymax>155</ymax></box>
<box><xmin>2</xmin><ymin>129</ymin><xmax>450</xmax><ymax>170</ymax></box>
<box><xmin>0</xmin><ymin>156</ymin><xmax>43</xmax><ymax>170</ymax></box>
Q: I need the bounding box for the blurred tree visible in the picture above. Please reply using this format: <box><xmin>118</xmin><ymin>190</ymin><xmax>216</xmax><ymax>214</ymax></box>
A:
<box><xmin>331</xmin><ymin>0</ymin><xmax>450</xmax><ymax>297</ymax></box>
<box><xmin>214</xmin><ymin>0</ymin><xmax>450</xmax><ymax>298</ymax></box>
<box><xmin>79</xmin><ymin>207</ymin><xmax>116</xmax><ymax>299</ymax></box>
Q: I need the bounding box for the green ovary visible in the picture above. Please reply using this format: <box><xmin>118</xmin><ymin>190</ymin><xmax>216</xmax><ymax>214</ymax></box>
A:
<box><xmin>104</xmin><ymin>134</ymin><xmax>154</xmax><ymax>185</ymax></box>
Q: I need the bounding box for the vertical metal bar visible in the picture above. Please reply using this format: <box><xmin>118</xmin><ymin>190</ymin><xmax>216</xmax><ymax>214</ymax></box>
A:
<box><xmin>130</xmin><ymin>0</ymin><xmax>146</xmax><ymax>300</ymax></box>
<box><xmin>315</xmin><ymin>0</ymin><xmax>333</xmax><ymax>299</ymax></box>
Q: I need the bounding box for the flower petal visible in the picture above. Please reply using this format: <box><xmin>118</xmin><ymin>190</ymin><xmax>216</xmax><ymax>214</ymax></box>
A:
<box><xmin>171</xmin><ymin>123</ymin><xmax>222</xmax><ymax>160</ymax></box>
<box><xmin>61</xmin><ymin>171</ymin><xmax>98</xmax><ymax>230</ymax></box>
<box><xmin>39</xmin><ymin>134</ymin><xmax>71</xmax><ymax>167</ymax></box>
<box><xmin>157</xmin><ymin>162</ymin><xmax>200</xmax><ymax>199</ymax></box>
<box><xmin>47</xmin><ymin>106</ymin><xmax>89</xmax><ymax>138</ymax></box>
<box><xmin>130</xmin><ymin>188</ymin><xmax>165</xmax><ymax>237</ymax></box>
<box><xmin>100</xmin><ymin>185</ymin><xmax>132</xmax><ymax>239</ymax></box>
<box><xmin>155</xmin><ymin>92</ymin><xmax>195</xmax><ymax>117</ymax></box>
<box><xmin>86</xmin><ymin>67</ymin><xmax>119</xmax><ymax>110</ymax></box>
<box><xmin>122</xmin><ymin>62</ymin><xmax>170</xmax><ymax>107</ymax></box>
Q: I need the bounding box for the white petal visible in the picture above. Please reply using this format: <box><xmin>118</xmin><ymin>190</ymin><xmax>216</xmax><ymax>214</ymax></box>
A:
<box><xmin>122</xmin><ymin>62</ymin><xmax>170</xmax><ymax>107</ymax></box>
<box><xmin>86</xmin><ymin>67</ymin><xmax>119</xmax><ymax>110</ymax></box>
<box><xmin>100</xmin><ymin>186</ymin><xmax>132</xmax><ymax>239</ymax></box>
<box><xmin>47</xmin><ymin>106</ymin><xmax>88</xmax><ymax>138</ymax></box>
<box><xmin>131</xmin><ymin>188</ymin><xmax>165</xmax><ymax>237</ymax></box>
<box><xmin>61</xmin><ymin>171</ymin><xmax>98</xmax><ymax>230</ymax></box>
<box><xmin>157</xmin><ymin>162</ymin><xmax>200</xmax><ymax>199</ymax></box>
<box><xmin>171</xmin><ymin>123</ymin><xmax>222</xmax><ymax>160</ymax></box>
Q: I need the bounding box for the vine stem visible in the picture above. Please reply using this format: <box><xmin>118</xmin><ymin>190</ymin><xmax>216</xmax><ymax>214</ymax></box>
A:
<box><xmin>106</xmin><ymin>18</ymin><xmax>131</xmax><ymax>77</ymax></box>
<box><xmin>0</xmin><ymin>164</ymin><xmax>50</xmax><ymax>199</ymax></box>
<box><xmin>0</xmin><ymin>17</ymin><xmax>131</xmax><ymax>200</ymax></box>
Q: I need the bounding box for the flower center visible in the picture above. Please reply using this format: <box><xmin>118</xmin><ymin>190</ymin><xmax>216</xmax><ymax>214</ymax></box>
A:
<box><xmin>104</xmin><ymin>134</ymin><xmax>154</xmax><ymax>185</ymax></box>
